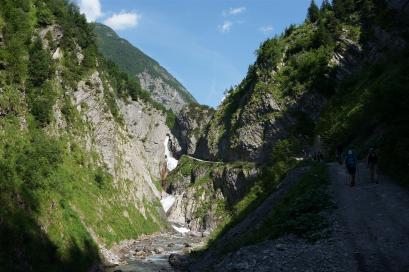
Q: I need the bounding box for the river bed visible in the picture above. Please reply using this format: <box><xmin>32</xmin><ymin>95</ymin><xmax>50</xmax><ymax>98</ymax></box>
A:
<box><xmin>105</xmin><ymin>232</ymin><xmax>205</xmax><ymax>272</ymax></box>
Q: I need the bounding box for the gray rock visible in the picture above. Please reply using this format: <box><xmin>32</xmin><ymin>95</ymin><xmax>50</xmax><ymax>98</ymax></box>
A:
<box><xmin>154</xmin><ymin>247</ymin><xmax>165</xmax><ymax>254</ymax></box>
<box><xmin>172</xmin><ymin>104</ymin><xmax>214</xmax><ymax>156</ymax></box>
<box><xmin>168</xmin><ymin>254</ymin><xmax>189</xmax><ymax>269</ymax></box>
<box><xmin>138</xmin><ymin>71</ymin><xmax>191</xmax><ymax>113</ymax></box>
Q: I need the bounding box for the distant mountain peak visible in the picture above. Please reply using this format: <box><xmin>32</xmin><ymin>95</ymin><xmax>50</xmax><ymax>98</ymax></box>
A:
<box><xmin>94</xmin><ymin>23</ymin><xmax>197</xmax><ymax>112</ymax></box>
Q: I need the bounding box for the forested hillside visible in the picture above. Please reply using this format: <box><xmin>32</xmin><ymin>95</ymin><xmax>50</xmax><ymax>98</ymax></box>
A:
<box><xmin>0</xmin><ymin>0</ymin><xmax>408</xmax><ymax>271</ymax></box>
<box><xmin>196</xmin><ymin>0</ymin><xmax>408</xmax><ymax>184</ymax></box>
<box><xmin>0</xmin><ymin>1</ymin><xmax>174</xmax><ymax>271</ymax></box>
<box><xmin>186</xmin><ymin>1</ymin><xmax>409</xmax><ymax>270</ymax></box>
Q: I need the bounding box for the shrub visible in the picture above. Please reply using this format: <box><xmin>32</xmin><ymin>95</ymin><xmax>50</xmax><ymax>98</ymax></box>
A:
<box><xmin>28</xmin><ymin>37</ymin><xmax>52</xmax><ymax>87</ymax></box>
<box><xmin>27</xmin><ymin>82</ymin><xmax>57</xmax><ymax>126</ymax></box>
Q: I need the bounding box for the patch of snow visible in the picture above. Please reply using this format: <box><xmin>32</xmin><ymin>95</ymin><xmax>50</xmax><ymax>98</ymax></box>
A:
<box><xmin>160</xmin><ymin>195</ymin><xmax>176</xmax><ymax>213</ymax></box>
<box><xmin>164</xmin><ymin>135</ymin><xmax>178</xmax><ymax>171</ymax></box>
<box><xmin>172</xmin><ymin>225</ymin><xmax>190</xmax><ymax>234</ymax></box>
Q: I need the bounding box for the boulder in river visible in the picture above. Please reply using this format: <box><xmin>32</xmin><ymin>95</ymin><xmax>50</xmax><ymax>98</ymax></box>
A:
<box><xmin>169</xmin><ymin>254</ymin><xmax>189</xmax><ymax>269</ymax></box>
<box><xmin>154</xmin><ymin>247</ymin><xmax>165</xmax><ymax>254</ymax></box>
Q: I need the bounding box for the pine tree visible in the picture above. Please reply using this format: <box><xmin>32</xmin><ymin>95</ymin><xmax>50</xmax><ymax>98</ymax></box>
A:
<box><xmin>28</xmin><ymin>38</ymin><xmax>52</xmax><ymax>87</ymax></box>
<box><xmin>333</xmin><ymin>0</ymin><xmax>356</xmax><ymax>20</ymax></box>
<box><xmin>320</xmin><ymin>0</ymin><xmax>332</xmax><ymax>12</ymax></box>
<box><xmin>307</xmin><ymin>0</ymin><xmax>320</xmax><ymax>23</ymax></box>
<box><xmin>313</xmin><ymin>21</ymin><xmax>334</xmax><ymax>48</ymax></box>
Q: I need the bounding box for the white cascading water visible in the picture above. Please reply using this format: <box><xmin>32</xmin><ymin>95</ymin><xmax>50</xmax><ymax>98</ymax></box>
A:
<box><xmin>163</xmin><ymin>135</ymin><xmax>178</xmax><ymax>171</ymax></box>
<box><xmin>161</xmin><ymin>195</ymin><xmax>175</xmax><ymax>213</ymax></box>
<box><xmin>161</xmin><ymin>136</ymin><xmax>189</xmax><ymax>233</ymax></box>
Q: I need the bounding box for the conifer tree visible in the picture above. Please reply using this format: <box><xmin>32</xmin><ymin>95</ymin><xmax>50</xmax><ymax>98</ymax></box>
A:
<box><xmin>333</xmin><ymin>0</ymin><xmax>355</xmax><ymax>20</ymax></box>
<box><xmin>333</xmin><ymin>0</ymin><xmax>346</xmax><ymax>18</ymax></box>
<box><xmin>320</xmin><ymin>0</ymin><xmax>332</xmax><ymax>12</ymax></box>
<box><xmin>28</xmin><ymin>38</ymin><xmax>52</xmax><ymax>87</ymax></box>
<box><xmin>307</xmin><ymin>0</ymin><xmax>320</xmax><ymax>23</ymax></box>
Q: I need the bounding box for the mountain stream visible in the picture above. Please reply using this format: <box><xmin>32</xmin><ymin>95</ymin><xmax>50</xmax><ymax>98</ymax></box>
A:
<box><xmin>105</xmin><ymin>136</ymin><xmax>202</xmax><ymax>271</ymax></box>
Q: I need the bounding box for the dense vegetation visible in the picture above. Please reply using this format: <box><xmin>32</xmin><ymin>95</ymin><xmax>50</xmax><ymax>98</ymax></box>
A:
<box><xmin>214</xmin><ymin>163</ymin><xmax>333</xmax><ymax>254</ymax></box>
<box><xmin>94</xmin><ymin>23</ymin><xmax>197</xmax><ymax>107</ymax></box>
<box><xmin>194</xmin><ymin>0</ymin><xmax>408</xmax><ymax>262</ymax></box>
<box><xmin>311</xmin><ymin>0</ymin><xmax>409</xmax><ymax>185</ymax></box>
<box><xmin>167</xmin><ymin>139</ymin><xmax>315</xmax><ymax>237</ymax></box>
<box><xmin>203</xmin><ymin>139</ymin><xmax>300</xmax><ymax>250</ymax></box>
<box><xmin>202</xmin><ymin>0</ymin><xmax>408</xmax><ymax>183</ymax></box>
<box><xmin>0</xmin><ymin>1</ymin><xmax>167</xmax><ymax>271</ymax></box>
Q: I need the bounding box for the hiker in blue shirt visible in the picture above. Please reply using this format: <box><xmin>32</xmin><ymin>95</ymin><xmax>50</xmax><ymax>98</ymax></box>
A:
<box><xmin>345</xmin><ymin>150</ymin><xmax>358</xmax><ymax>187</ymax></box>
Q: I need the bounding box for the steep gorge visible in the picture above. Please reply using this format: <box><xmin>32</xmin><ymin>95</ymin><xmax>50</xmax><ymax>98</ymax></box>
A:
<box><xmin>165</xmin><ymin>1</ymin><xmax>409</xmax><ymax>271</ymax></box>
<box><xmin>0</xmin><ymin>0</ymin><xmax>408</xmax><ymax>271</ymax></box>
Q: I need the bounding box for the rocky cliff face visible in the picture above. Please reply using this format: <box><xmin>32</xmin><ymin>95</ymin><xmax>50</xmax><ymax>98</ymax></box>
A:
<box><xmin>194</xmin><ymin>26</ymin><xmax>362</xmax><ymax>163</ymax></box>
<box><xmin>94</xmin><ymin>23</ymin><xmax>196</xmax><ymax>113</ymax></box>
<box><xmin>0</xmin><ymin>2</ymin><xmax>183</xmax><ymax>269</ymax></box>
<box><xmin>164</xmin><ymin>156</ymin><xmax>259</xmax><ymax>233</ymax></box>
<box><xmin>171</xmin><ymin>104</ymin><xmax>215</xmax><ymax>156</ymax></box>
<box><xmin>137</xmin><ymin>71</ymin><xmax>190</xmax><ymax>113</ymax></box>
<box><xmin>72</xmin><ymin>71</ymin><xmax>170</xmax><ymax>200</ymax></box>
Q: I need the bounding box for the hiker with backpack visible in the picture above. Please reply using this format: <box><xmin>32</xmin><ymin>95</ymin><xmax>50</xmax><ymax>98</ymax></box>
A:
<box><xmin>367</xmin><ymin>148</ymin><xmax>378</xmax><ymax>183</ymax></box>
<box><xmin>345</xmin><ymin>150</ymin><xmax>358</xmax><ymax>187</ymax></box>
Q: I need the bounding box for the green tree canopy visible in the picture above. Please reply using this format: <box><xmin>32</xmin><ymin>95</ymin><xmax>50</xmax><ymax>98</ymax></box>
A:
<box><xmin>307</xmin><ymin>0</ymin><xmax>320</xmax><ymax>23</ymax></box>
<box><xmin>28</xmin><ymin>37</ymin><xmax>52</xmax><ymax>87</ymax></box>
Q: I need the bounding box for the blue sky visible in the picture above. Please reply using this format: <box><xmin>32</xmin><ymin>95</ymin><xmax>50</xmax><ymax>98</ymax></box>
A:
<box><xmin>77</xmin><ymin>0</ymin><xmax>323</xmax><ymax>107</ymax></box>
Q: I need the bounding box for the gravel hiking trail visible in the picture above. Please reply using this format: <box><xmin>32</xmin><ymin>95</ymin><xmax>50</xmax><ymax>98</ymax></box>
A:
<box><xmin>329</xmin><ymin>162</ymin><xmax>409</xmax><ymax>272</ymax></box>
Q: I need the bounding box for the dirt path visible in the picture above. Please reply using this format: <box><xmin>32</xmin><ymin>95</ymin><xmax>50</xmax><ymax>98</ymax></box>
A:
<box><xmin>183</xmin><ymin>155</ymin><xmax>223</xmax><ymax>164</ymax></box>
<box><xmin>329</xmin><ymin>162</ymin><xmax>409</xmax><ymax>272</ymax></box>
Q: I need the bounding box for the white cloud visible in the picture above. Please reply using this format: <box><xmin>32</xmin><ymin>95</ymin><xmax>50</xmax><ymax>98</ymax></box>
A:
<box><xmin>103</xmin><ymin>12</ymin><xmax>141</xmax><ymax>30</ymax></box>
<box><xmin>223</xmin><ymin>7</ymin><xmax>246</xmax><ymax>16</ymax></box>
<box><xmin>218</xmin><ymin>21</ymin><xmax>233</xmax><ymax>33</ymax></box>
<box><xmin>78</xmin><ymin>0</ymin><xmax>102</xmax><ymax>22</ymax></box>
<box><xmin>259</xmin><ymin>25</ymin><xmax>274</xmax><ymax>35</ymax></box>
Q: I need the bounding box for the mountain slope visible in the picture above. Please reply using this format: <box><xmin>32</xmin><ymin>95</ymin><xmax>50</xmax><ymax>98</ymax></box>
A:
<box><xmin>94</xmin><ymin>23</ymin><xmax>196</xmax><ymax>112</ymax></box>
<box><xmin>184</xmin><ymin>1</ymin><xmax>408</xmax><ymax>270</ymax></box>
<box><xmin>0</xmin><ymin>1</ymin><xmax>177</xmax><ymax>270</ymax></box>
<box><xmin>195</xmin><ymin>0</ymin><xmax>408</xmax><ymax>185</ymax></box>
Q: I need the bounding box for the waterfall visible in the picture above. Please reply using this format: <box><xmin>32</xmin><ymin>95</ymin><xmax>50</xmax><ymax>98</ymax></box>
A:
<box><xmin>160</xmin><ymin>195</ymin><xmax>176</xmax><ymax>213</ymax></box>
<box><xmin>164</xmin><ymin>135</ymin><xmax>178</xmax><ymax>172</ymax></box>
<box><xmin>161</xmin><ymin>135</ymin><xmax>189</xmax><ymax>234</ymax></box>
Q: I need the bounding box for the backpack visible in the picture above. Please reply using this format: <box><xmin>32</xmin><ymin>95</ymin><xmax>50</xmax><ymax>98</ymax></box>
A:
<box><xmin>346</xmin><ymin>154</ymin><xmax>356</xmax><ymax>168</ymax></box>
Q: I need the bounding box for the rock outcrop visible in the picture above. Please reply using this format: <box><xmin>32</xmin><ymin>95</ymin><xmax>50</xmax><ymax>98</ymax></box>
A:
<box><xmin>171</xmin><ymin>104</ymin><xmax>215</xmax><ymax>156</ymax></box>
<box><xmin>164</xmin><ymin>156</ymin><xmax>259</xmax><ymax>232</ymax></box>
<box><xmin>195</xmin><ymin>88</ymin><xmax>294</xmax><ymax>163</ymax></box>
<box><xmin>72</xmin><ymin>71</ymin><xmax>170</xmax><ymax>201</ymax></box>
<box><xmin>194</xmin><ymin>26</ymin><xmax>364</xmax><ymax>163</ymax></box>
<box><xmin>138</xmin><ymin>71</ymin><xmax>192</xmax><ymax>113</ymax></box>
<box><xmin>94</xmin><ymin>23</ymin><xmax>197</xmax><ymax>113</ymax></box>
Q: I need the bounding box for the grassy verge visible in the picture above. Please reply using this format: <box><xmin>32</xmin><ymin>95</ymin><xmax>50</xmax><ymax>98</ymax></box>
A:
<box><xmin>218</xmin><ymin>163</ymin><xmax>333</xmax><ymax>254</ymax></box>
